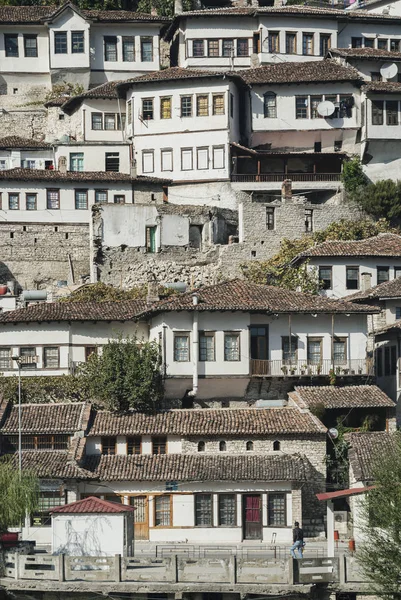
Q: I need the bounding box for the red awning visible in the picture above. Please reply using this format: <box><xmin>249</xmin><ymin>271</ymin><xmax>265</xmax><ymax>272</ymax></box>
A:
<box><xmin>316</xmin><ymin>486</ymin><xmax>375</xmax><ymax>501</ymax></box>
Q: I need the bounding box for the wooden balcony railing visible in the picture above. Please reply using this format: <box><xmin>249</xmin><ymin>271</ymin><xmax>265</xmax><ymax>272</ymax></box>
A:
<box><xmin>250</xmin><ymin>358</ymin><xmax>374</xmax><ymax>377</ymax></box>
<box><xmin>231</xmin><ymin>173</ymin><xmax>342</xmax><ymax>183</ymax></box>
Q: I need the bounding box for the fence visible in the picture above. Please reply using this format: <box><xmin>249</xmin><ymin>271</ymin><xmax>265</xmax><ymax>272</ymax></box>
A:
<box><xmin>250</xmin><ymin>358</ymin><xmax>373</xmax><ymax>377</ymax></box>
<box><xmin>231</xmin><ymin>173</ymin><xmax>342</xmax><ymax>183</ymax></box>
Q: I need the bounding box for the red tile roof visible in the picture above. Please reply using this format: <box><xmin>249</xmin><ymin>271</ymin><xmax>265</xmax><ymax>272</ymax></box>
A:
<box><xmin>88</xmin><ymin>407</ymin><xmax>326</xmax><ymax>437</ymax></box>
<box><xmin>62</xmin><ymin>81</ymin><xmax>121</xmax><ymax>115</ymax></box>
<box><xmin>10</xmin><ymin>450</ymin><xmax>93</xmax><ymax>479</ymax></box>
<box><xmin>240</xmin><ymin>60</ymin><xmax>361</xmax><ymax>85</ymax></box>
<box><xmin>0</xmin><ymin>402</ymin><xmax>88</xmax><ymax>434</ymax></box>
<box><xmin>51</xmin><ymin>496</ymin><xmax>135</xmax><ymax>514</ymax></box>
<box><xmin>362</xmin><ymin>81</ymin><xmax>401</xmax><ymax>94</ymax></box>
<box><xmin>0</xmin><ymin>168</ymin><xmax>168</xmax><ymax>185</ymax></box>
<box><xmin>0</xmin><ymin>5</ymin><xmax>168</xmax><ymax>23</ymax></box>
<box><xmin>291</xmin><ymin>385</ymin><xmax>395</xmax><ymax>409</ymax></box>
<box><xmin>348</xmin><ymin>276</ymin><xmax>401</xmax><ymax>302</ymax></box>
<box><xmin>330</xmin><ymin>47</ymin><xmax>401</xmax><ymax>60</ymax></box>
<box><xmin>345</xmin><ymin>431</ymin><xmax>395</xmax><ymax>481</ymax></box>
<box><xmin>0</xmin><ymin>137</ymin><xmax>51</xmax><ymax>150</ymax></box>
<box><xmin>293</xmin><ymin>233</ymin><xmax>401</xmax><ymax>260</ymax></box>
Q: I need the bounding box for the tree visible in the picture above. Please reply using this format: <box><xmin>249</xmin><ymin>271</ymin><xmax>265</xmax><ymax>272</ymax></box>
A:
<box><xmin>78</xmin><ymin>336</ymin><xmax>164</xmax><ymax>413</ymax></box>
<box><xmin>341</xmin><ymin>156</ymin><xmax>368</xmax><ymax>196</ymax></box>
<box><xmin>357</xmin><ymin>432</ymin><xmax>401</xmax><ymax>599</ymax></box>
<box><xmin>353</xmin><ymin>179</ymin><xmax>401</xmax><ymax>223</ymax></box>
<box><xmin>0</xmin><ymin>460</ymin><xmax>39</xmax><ymax>533</ymax></box>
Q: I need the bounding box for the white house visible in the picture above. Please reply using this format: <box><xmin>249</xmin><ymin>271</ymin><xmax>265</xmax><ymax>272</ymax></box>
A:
<box><xmin>0</xmin><ymin>137</ymin><xmax>55</xmax><ymax>172</ymax></box>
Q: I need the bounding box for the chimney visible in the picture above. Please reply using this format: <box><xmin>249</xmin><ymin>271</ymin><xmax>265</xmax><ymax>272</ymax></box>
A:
<box><xmin>147</xmin><ymin>278</ymin><xmax>159</xmax><ymax>304</ymax></box>
<box><xmin>361</xmin><ymin>272</ymin><xmax>372</xmax><ymax>293</ymax></box>
<box><xmin>281</xmin><ymin>179</ymin><xmax>292</xmax><ymax>201</ymax></box>
<box><xmin>174</xmin><ymin>0</ymin><xmax>183</xmax><ymax>14</ymax></box>
<box><xmin>58</xmin><ymin>156</ymin><xmax>67</xmax><ymax>173</ymax></box>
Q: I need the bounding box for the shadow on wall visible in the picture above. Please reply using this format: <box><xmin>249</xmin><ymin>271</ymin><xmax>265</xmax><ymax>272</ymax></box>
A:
<box><xmin>54</xmin><ymin>516</ymin><xmax>111</xmax><ymax>556</ymax></box>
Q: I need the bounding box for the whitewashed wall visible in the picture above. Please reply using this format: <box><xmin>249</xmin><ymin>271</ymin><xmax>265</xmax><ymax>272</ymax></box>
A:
<box><xmin>48</xmin><ymin>9</ymin><xmax>90</xmax><ymax>71</ymax></box>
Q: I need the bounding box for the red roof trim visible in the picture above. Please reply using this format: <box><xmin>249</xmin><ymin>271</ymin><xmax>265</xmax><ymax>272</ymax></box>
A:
<box><xmin>50</xmin><ymin>496</ymin><xmax>136</xmax><ymax>514</ymax></box>
<box><xmin>316</xmin><ymin>485</ymin><xmax>375</xmax><ymax>501</ymax></box>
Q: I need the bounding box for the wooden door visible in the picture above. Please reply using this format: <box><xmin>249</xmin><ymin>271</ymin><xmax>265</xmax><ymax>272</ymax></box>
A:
<box><xmin>243</xmin><ymin>494</ymin><xmax>262</xmax><ymax>540</ymax></box>
<box><xmin>130</xmin><ymin>495</ymin><xmax>149</xmax><ymax>540</ymax></box>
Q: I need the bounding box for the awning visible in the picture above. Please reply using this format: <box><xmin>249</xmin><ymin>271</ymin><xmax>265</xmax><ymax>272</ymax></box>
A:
<box><xmin>316</xmin><ymin>486</ymin><xmax>375</xmax><ymax>501</ymax></box>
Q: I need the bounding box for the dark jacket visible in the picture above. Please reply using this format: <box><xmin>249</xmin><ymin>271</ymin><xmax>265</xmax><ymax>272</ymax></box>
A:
<box><xmin>293</xmin><ymin>527</ymin><xmax>304</xmax><ymax>543</ymax></box>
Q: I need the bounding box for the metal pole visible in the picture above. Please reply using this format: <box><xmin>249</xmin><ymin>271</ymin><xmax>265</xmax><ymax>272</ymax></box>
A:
<box><xmin>18</xmin><ymin>361</ymin><xmax>22</xmax><ymax>476</ymax></box>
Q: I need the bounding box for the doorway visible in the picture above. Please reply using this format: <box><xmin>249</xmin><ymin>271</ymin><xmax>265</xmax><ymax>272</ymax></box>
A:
<box><xmin>130</xmin><ymin>495</ymin><xmax>149</xmax><ymax>540</ymax></box>
<box><xmin>243</xmin><ymin>494</ymin><xmax>262</xmax><ymax>540</ymax></box>
<box><xmin>250</xmin><ymin>326</ymin><xmax>269</xmax><ymax>360</ymax></box>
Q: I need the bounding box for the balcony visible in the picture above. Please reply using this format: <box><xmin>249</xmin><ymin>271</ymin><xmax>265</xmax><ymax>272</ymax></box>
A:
<box><xmin>231</xmin><ymin>173</ymin><xmax>341</xmax><ymax>183</ymax></box>
<box><xmin>250</xmin><ymin>359</ymin><xmax>374</xmax><ymax>377</ymax></box>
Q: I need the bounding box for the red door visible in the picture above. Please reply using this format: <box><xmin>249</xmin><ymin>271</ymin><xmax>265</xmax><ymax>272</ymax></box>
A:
<box><xmin>243</xmin><ymin>494</ymin><xmax>262</xmax><ymax>540</ymax></box>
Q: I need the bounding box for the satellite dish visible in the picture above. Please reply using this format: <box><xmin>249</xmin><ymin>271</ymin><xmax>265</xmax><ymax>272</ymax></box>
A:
<box><xmin>328</xmin><ymin>428</ymin><xmax>339</xmax><ymax>439</ymax></box>
<box><xmin>380</xmin><ymin>62</ymin><xmax>398</xmax><ymax>80</ymax></box>
<box><xmin>317</xmin><ymin>100</ymin><xmax>335</xmax><ymax>117</ymax></box>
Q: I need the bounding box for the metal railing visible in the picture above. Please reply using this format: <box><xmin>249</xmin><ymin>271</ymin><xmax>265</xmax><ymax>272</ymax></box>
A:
<box><xmin>231</xmin><ymin>173</ymin><xmax>342</xmax><ymax>183</ymax></box>
<box><xmin>250</xmin><ymin>358</ymin><xmax>374</xmax><ymax>377</ymax></box>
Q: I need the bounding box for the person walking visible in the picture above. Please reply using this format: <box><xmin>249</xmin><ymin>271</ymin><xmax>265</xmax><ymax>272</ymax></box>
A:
<box><xmin>290</xmin><ymin>521</ymin><xmax>304</xmax><ymax>558</ymax></box>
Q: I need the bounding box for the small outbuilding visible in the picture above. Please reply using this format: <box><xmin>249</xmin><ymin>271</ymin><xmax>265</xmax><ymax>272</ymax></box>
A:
<box><xmin>51</xmin><ymin>496</ymin><xmax>135</xmax><ymax>556</ymax></box>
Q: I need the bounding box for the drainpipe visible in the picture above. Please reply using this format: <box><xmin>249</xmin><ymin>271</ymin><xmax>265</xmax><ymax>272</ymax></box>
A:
<box><xmin>188</xmin><ymin>293</ymin><xmax>199</xmax><ymax>397</ymax></box>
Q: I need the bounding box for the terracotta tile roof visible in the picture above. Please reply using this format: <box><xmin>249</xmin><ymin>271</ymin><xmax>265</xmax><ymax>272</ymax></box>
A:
<box><xmin>0</xmin><ymin>402</ymin><xmax>88</xmax><ymax>434</ymax></box>
<box><xmin>362</xmin><ymin>81</ymin><xmax>401</xmax><ymax>93</ymax></box>
<box><xmin>44</xmin><ymin>96</ymin><xmax>70</xmax><ymax>108</ymax></box>
<box><xmin>82</xmin><ymin>9</ymin><xmax>169</xmax><ymax>21</ymax></box>
<box><xmin>345</xmin><ymin>431</ymin><xmax>395</xmax><ymax>481</ymax></box>
<box><xmin>88</xmin><ymin>407</ymin><xmax>326</xmax><ymax>437</ymax></box>
<box><xmin>240</xmin><ymin>60</ymin><xmax>361</xmax><ymax>85</ymax></box>
<box><xmin>174</xmin><ymin>5</ymin><xmax>401</xmax><ymax>19</ymax></box>
<box><xmin>294</xmin><ymin>233</ymin><xmax>401</xmax><ymax>260</ymax></box>
<box><xmin>0</xmin><ymin>168</ymin><xmax>168</xmax><ymax>185</ymax></box>
<box><xmin>140</xmin><ymin>279</ymin><xmax>378</xmax><ymax>315</ymax></box>
<box><xmin>375</xmin><ymin>318</ymin><xmax>401</xmax><ymax>334</ymax></box>
<box><xmin>62</xmin><ymin>81</ymin><xmax>120</xmax><ymax>115</ymax></box>
<box><xmin>0</xmin><ymin>137</ymin><xmax>51</xmax><ymax>150</ymax></box>
<box><xmin>51</xmin><ymin>496</ymin><xmax>135</xmax><ymax>514</ymax></box>
<box><xmin>83</xmin><ymin>453</ymin><xmax>312</xmax><ymax>482</ymax></box>
<box><xmin>9</xmin><ymin>450</ymin><xmax>92</xmax><ymax>479</ymax></box>
<box><xmin>0</xmin><ymin>5</ymin><xmax>168</xmax><ymax>23</ymax></box>
<box><xmin>117</xmin><ymin>69</ymin><xmax>243</xmax><ymax>95</ymax></box>
<box><xmin>330</xmin><ymin>47</ymin><xmax>401</xmax><ymax>60</ymax></box>
<box><xmin>0</xmin><ymin>5</ymin><xmax>53</xmax><ymax>23</ymax></box>
<box><xmin>348</xmin><ymin>277</ymin><xmax>401</xmax><ymax>302</ymax></box>
<box><xmin>0</xmin><ymin>299</ymin><xmax>147</xmax><ymax>324</ymax></box>
<box><xmin>292</xmin><ymin>385</ymin><xmax>395</xmax><ymax>409</ymax></box>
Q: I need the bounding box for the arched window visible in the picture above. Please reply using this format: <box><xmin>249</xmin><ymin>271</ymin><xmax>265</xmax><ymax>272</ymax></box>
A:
<box><xmin>246</xmin><ymin>441</ymin><xmax>254</xmax><ymax>451</ymax></box>
<box><xmin>264</xmin><ymin>92</ymin><xmax>277</xmax><ymax>118</ymax></box>
<box><xmin>198</xmin><ymin>441</ymin><xmax>205</xmax><ymax>452</ymax></box>
<box><xmin>219</xmin><ymin>441</ymin><xmax>227</xmax><ymax>452</ymax></box>
<box><xmin>273</xmin><ymin>440</ymin><xmax>280</xmax><ymax>451</ymax></box>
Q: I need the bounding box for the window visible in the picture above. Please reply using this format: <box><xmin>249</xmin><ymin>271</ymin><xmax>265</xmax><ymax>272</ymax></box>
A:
<box><xmin>333</xmin><ymin>337</ymin><xmax>347</xmax><ymax>364</ymax></box>
<box><xmin>181</xmin><ymin>96</ymin><xmax>192</xmax><ymax>118</ymax></box>
<box><xmin>224</xmin><ymin>333</ymin><xmax>240</xmax><ymax>361</ymax></box>
<box><xmin>47</xmin><ymin>189</ymin><xmax>60</xmax><ymax>209</ymax></box>
<box><xmin>195</xmin><ymin>494</ymin><xmax>213</xmax><ymax>526</ymax></box>
<box><xmin>180</xmin><ymin>148</ymin><xmax>193</xmax><ymax>171</ymax></box>
<box><xmin>142</xmin><ymin>150</ymin><xmax>154</xmax><ymax>173</ymax></box>
<box><xmin>95</xmin><ymin>190</ymin><xmax>107</xmax><ymax>204</ymax></box>
<box><xmin>102</xmin><ymin>437</ymin><xmax>116</xmax><ymax>455</ymax></box>
<box><xmin>266</xmin><ymin>206</ymin><xmax>275</xmax><ymax>230</ymax></box>
<box><xmin>4</xmin><ymin>435</ymin><xmax>68</xmax><ymax>452</ymax></box>
<box><xmin>192</xmin><ymin>39</ymin><xmax>205</xmax><ymax>57</ymax></box>
<box><xmin>237</xmin><ymin>38</ymin><xmax>249</xmax><ymax>56</ymax></box>
<box><xmin>305</xmin><ymin>209</ymin><xmax>313</xmax><ymax>232</ymax></box>
<box><xmin>319</xmin><ymin>266</ymin><xmax>332</xmax><ymax>290</ymax></box>
<box><xmin>384</xmin><ymin>346</ymin><xmax>391</xmax><ymax>376</ymax></box>
<box><xmin>174</xmin><ymin>334</ymin><xmax>189</xmax><ymax>362</ymax></box>
<box><xmin>140</xmin><ymin>37</ymin><xmax>153</xmax><ymax>62</ymax></box>
<box><xmin>264</xmin><ymin>92</ymin><xmax>277</xmax><ymax>118</ymax></box>
<box><xmin>302</xmin><ymin>33</ymin><xmax>314</xmax><ymax>55</ymax></box>
<box><xmin>127</xmin><ymin>437</ymin><xmax>141</xmax><ymax>455</ymax></box>
<box><xmin>296</xmin><ymin>96</ymin><xmax>308</xmax><ymax>119</ymax></box>
<box><xmin>43</xmin><ymin>347</ymin><xmax>59</xmax><ymax>369</ymax></box>
<box><xmin>196</xmin><ymin>147</ymin><xmax>209</xmax><ymax>170</ymax></box>
<box><xmin>391</xmin><ymin>345</ymin><xmax>397</xmax><ymax>375</ymax></box>
<box><xmin>372</xmin><ymin>100</ymin><xmax>384</xmax><ymax>125</ymax></box>
<box><xmin>196</xmin><ymin>95</ymin><xmax>209</xmax><ymax>117</ymax></box>
<box><xmin>273</xmin><ymin>440</ymin><xmax>280</xmax><ymax>451</ymax></box>
<box><xmin>31</xmin><ymin>492</ymin><xmax>65</xmax><ymax>527</ymax></box>
<box><xmin>282</xmin><ymin>336</ymin><xmax>298</xmax><ymax>363</ymax></box>
<box><xmin>142</xmin><ymin>98</ymin><xmax>154</xmax><ymax>120</ymax></box>
<box><xmin>127</xmin><ymin>99</ymin><xmax>132</xmax><ymax>125</ymax></box>
<box><xmin>377</xmin><ymin>347</ymin><xmax>383</xmax><ymax>377</ymax></box>
<box><xmin>268</xmin><ymin>31</ymin><xmax>280</xmax><ymax>53</ymax></box>
<box><xmin>311</xmin><ymin>95</ymin><xmax>323</xmax><ymax>119</ymax></box>
<box><xmin>0</xmin><ymin>348</ymin><xmax>11</xmax><ymax>370</ymax></box>
<box><xmin>222</xmin><ymin>39</ymin><xmax>234</xmax><ymax>57</ymax></box>
<box><xmin>104</xmin><ymin>113</ymin><xmax>116</xmax><ymax>130</ymax></box>
<box><xmin>105</xmin><ymin>152</ymin><xmax>119</xmax><ymax>172</ymax></box>
<box><xmin>122</xmin><ymin>36</ymin><xmax>134</xmax><ymax>61</ymax></box>
<box><xmin>213</xmin><ymin>146</ymin><xmax>225</xmax><ymax>169</ymax></box>
<box><xmin>351</xmin><ymin>37</ymin><xmax>362</xmax><ymax>48</ymax></box>
<box><xmin>319</xmin><ymin>34</ymin><xmax>331</xmax><ymax>56</ymax></box>
<box><xmin>268</xmin><ymin>493</ymin><xmax>286</xmax><ymax>527</ymax></box>
<box><xmin>339</xmin><ymin>95</ymin><xmax>353</xmax><ymax>118</ymax></box>
<box><xmin>218</xmin><ymin>494</ymin><xmax>236</xmax><ymax>526</ymax></box>
<box><xmin>387</xmin><ymin>100</ymin><xmax>399</xmax><ymax>125</ymax></box>
<box><xmin>308</xmin><ymin>338</ymin><xmax>322</xmax><ymax>364</ymax></box>
<box><xmin>54</xmin><ymin>32</ymin><xmax>67</xmax><ymax>54</ymax></box>
<box><xmin>160</xmin><ymin>97</ymin><xmax>171</xmax><ymax>119</ymax></box>
<box><xmin>198</xmin><ymin>441</ymin><xmax>205</xmax><ymax>452</ymax></box>
<box><xmin>377</xmin><ymin>38</ymin><xmax>388</xmax><ymax>50</ymax></box>
<box><xmin>246</xmin><ymin>441</ymin><xmax>253</xmax><ymax>451</ymax></box>
<box><xmin>91</xmin><ymin>112</ymin><xmax>103</xmax><ymax>130</ymax></box>
<box><xmin>75</xmin><ymin>189</ymin><xmax>88</xmax><ymax>210</ymax></box>
<box><xmin>391</xmin><ymin>39</ymin><xmax>400</xmax><ymax>52</ymax></box>
<box><xmin>19</xmin><ymin>347</ymin><xmax>36</xmax><ymax>370</ymax></box>
<box><xmin>199</xmin><ymin>332</ymin><xmax>215</xmax><ymax>361</ymax></box>
<box><xmin>364</xmin><ymin>37</ymin><xmax>375</xmax><ymax>48</ymax></box>
<box><xmin>114</xmin><ymin>195</ymin><xmax>125</xmax><ymax>204</ymax></box>
<box><xmin>5</xmin><ymin>34</ymin><xmax>18</xmax><ymax>57</ymax></box>
<box><xmin>70</xmin><ymin>153</ymin><xmax>84</xmax><ymax>172</ymax></box>
<box><xmin>230</xmin><ymin>93</ymin><xmax>234</xmax><ymax>118</ymax></box>
<box><xmin>155</xmin><ymin>496</ymin><xmax>171</xmax><ymax>526</ymax></box>
<box><xmin>161</xmin><ymin>149</ymin><xmax>173</xmax><ymax>172</ymax></box>
<box><xmin>104</xmin><ymin>36</ymin><xmax>117</xmax><ymax>61</ymax></box>
<box><xmin>8</xmin><ymin>193</ymin><xmax>19</xmax><ymax>210</ymax></box>
<box><xmin>25</xmin><ymin>193</ymin><xmax>36</xmax><ymax>211</ymax></box>
<box><xmin>85</xmin><ymin>346</ymin><xmax>97</xmax><ymax>361</ymax></box>
<box><xmin>0</xmin><ymin>160</ymin><xmax>7</xmax><ymax>170</ymax></box>
<box><xmin>213</xmin><ymin>94</ymin><xmax>225</xmax><ymax>116</ymax></box>
<box><xmin>219</xmin><ymin>441</ymin><xmax>226</xmax><ymax>451</ymax></box>
<box><xmin>208</xmin><ymin>39</ymin><xmax>219</xmax><ymax>57</ymax></box>
<box><xmin>346</xmin><ymin>266</ymin><xmax>359</xmax><ymax>290</ymax></box>
<box><xmin>377</xmin><ymin>266</ymin><xmax>390</xmax><ymax>285</ymax></box>
<box><xmin>153</xmin><ymin>436</ymin><xmax>167</xmax><ymax>455</ymax></box>
<box><xmin>71</xmin><ymin>31</ymin><xmax>84</xmax><ymax>53</ymax></box>
<box><xmin>24</xmin><ymin>34</ymin><xmax>37</xmax><ymax>57</ymax></box>
<box><xmin>396</xmin><ymin>307</ymin><xmax>401</xmax><ymax>320</ymax></box>
<box><xmin>371</xmin><ymin>72</ymin><xmax>382</xmax><ymax>82</ymax></box>
<box><xmin>286</xmin><ymin>32</ymin><xmax>296</xmax><ymax>54</ymax></box>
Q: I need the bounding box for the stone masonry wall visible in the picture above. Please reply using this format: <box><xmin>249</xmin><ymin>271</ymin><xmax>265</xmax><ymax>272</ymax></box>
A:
<box><xmin>0</xmin><ymin>223</ymin><xmax>90</xmax><ymax>289</ymax></box>
<box><xmin>0</xmin><ymin>109</ymin><xmax>48</xmax><ymax>141</ymax></box>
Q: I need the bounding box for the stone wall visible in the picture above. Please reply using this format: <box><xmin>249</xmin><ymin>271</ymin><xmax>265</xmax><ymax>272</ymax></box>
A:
<box><xmin>0</xmin><ymin>109</ymin><xmax>48</xmax><ymax>141</ymax></box>
<box><xmin>0</xmin><ymin>223</ymin><xmax>90</xmax><ymax>290</ymax></box>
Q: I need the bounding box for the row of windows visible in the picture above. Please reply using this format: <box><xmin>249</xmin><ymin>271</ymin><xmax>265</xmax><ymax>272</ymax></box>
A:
<box><xmin>70</xmin><ymin>152</ymin><xmax>120</xmax><ymax>172</ymax></box>
<box><xmin>281</xmin><ymin>335</ymin><xmax>347</xmax><ymax>364</ymax></box>
<box><xmin>294</xmin><ymin>94</ymin><xmax>353</xmax><ymax>120</ymax></box>
<box><xmin>372</xmin><ymin>100</ymin><xmax>401</xmax><ymax>126</ymax></box>
<box><xmin>142</xmin><ymin>146</ymin><xmax>225</xmax><ymax>174</ymax></box>
<box><xmin>54</xmin><ymin>31</ymin><xmax>84</xmax><ymax>54</ymax></box>
<box><xmin>139</xmin><ymin>93</ymin><xmax>229</xmax><ymax>121</ymax></box>
<box><xmin>104</xmin><ymin>36</ymin><xmax>153</xmax><ymax>62</ymax></box>
<box><xmin>319</xmin><ymin>265</ymin><xmax>397</xmax><ymax>290</ymax></box>
<box><xmin>4</xmin><ymin>33</ymin><xmax>39</xmax><ymax>58</ymax></box>
<box><xmin>91</xmin><ymin>112</ymin><xmax>126</xmax><ymax>131</ymax></box>
<box><xmin>101</xmin><ymin>436</ymin><xmax>166</xmax><ymax>455</ymax></box>
<box><xmin>3</xmin><ymin>435</ymin><xmax>69</xmax><ymax>451</ymax></box>
<box><xmin>376</xmin><ymin>345</ymin><xmax>397</xmax><ymax>378</ymax></box>
<box><xmin>192</xmin><ymin>493</ymin><xmax>286</xmax><ymax>528</ymax></box>
<box><xmin>351</xmin><ymin>36</ymin><xmax>401</xmax><ymax>51</ymax></box>
<box><xmin>0</xmin><ymin>159</ymin><xmax>54</xmax><ymax>171</ymax></box>
<box><xmin>3</xmin><ymin>190</ymin><xmax>126</xmax><ymax>211</ymax></box>
<box><xmin>266</xmin><ymin>207</ymin><xmax>313</xmax><ymax>233</ymax></box>
<box><xmin>197</xmin><ymin>440</ymin><xmax>281</xmax><ymax>452</ymax></box>
<box><xmin>174</xmin><ymin>332</ymin><xmax>240</xmax><ymax>362</ymax></box>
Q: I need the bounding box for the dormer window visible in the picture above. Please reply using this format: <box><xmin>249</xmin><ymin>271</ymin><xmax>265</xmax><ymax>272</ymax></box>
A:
<box><xmin>264</xmin><ymin>92</ymin><xmax>277</xmax><ymax>118</ymax></box>
<box><xmin>54</xmin><ymin>32</ymin><xmax>67</xmax><ymax>54</ymax></box>
<box><xmin>102</xmin><ymin>437</ymin><xmax>116</xmax><ymax>455</ymax></box>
